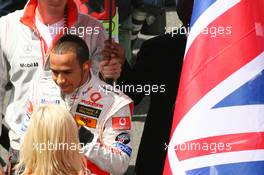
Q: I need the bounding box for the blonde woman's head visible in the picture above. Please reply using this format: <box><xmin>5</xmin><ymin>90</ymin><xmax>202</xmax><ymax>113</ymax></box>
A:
<box><xmin>17</xmin><ymin>104</ymin><xmax>83</xmax><ymax>175</ymax></box>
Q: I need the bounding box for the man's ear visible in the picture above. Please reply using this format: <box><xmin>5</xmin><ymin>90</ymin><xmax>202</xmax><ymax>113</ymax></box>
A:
<box><xmin>82</xmin><ymin>60</ymin><xmax>91</xmax><ymax>72</ymax></box>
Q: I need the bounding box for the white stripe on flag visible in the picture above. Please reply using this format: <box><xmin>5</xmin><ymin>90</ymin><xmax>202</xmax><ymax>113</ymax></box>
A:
<box><xmin>185</xmin><ymin>0</ymin><xmax>241</xmax><ymax>55</ymax></box>
<box><xmin>175</xmin><ymin>51</ymin><xmax>264</xmax><ymax>143</ymax></box>
<box><xmin>175</xmin><ymin>105</ymin><xmax>264</xmax><ymax>142</ymax></box>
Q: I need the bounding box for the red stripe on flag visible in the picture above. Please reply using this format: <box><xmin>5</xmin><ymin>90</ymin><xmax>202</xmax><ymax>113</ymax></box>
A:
<box><xmin>171</xmin><ymin>0</ymin><xmax>264</xmax><ymax>137</ymax></box>
<box><xmin>163</xmin><ymin>157</ymin><xmax>173</xmax><ymax>175</ymax></box>
<box><xmin>175</xmin><ymin>132</ymin><xmax>264</xmax><ymax>161</ymax></box>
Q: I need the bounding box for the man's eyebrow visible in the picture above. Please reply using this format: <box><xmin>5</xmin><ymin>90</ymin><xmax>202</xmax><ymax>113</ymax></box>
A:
<box><xmin>50</xmin><ymin>68</ymin><xmax>59</xmax><ymax>72</ymax></box>
<box><xmin>50</xmin><ymin>68</ymin><xmax>72</xmax><ymax>72</ymax></box>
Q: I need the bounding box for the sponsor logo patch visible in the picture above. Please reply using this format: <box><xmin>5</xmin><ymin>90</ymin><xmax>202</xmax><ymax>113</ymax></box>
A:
<box><xmin>75</xmin><ymin>114</ymin><xmax>97</xmax><ymax>128</ymax></box>
<box><xmin>100</xmin><ymin>144</ymin><xmax>122</xmax><ymax>155</ymax></box>
<box><xmin>115</xmin><ymin>132</ymin><xmax>130</xmax><ymax>144</ymax></box>
<box><xmin>112</xmin><ymin>117</ymin><xmax>131</xmax><ymax>130</ymax></box>
<box><xmin>40</xmin><ymin>98</ymin><xmax>60</xmax><ymax>104</ymax></box>
<box><xmin>27</xmin><ymin>101</ymin><xmax>33</xmax><ymax>114</ymax></box>
<box><xmin>114</xmin><ymin>142</ymin><xmax>132</xmax><ymax>157</ymax></box>
<box><xmin>20</xmin><ymin>62</ymin><xmax>38</xmax><ymax>68</ymax></box>
<box><xmin>76</xmin><ymin>104</ymin><xmax>101</xmax><ymax>118</ymax></box>
<box><xmin>81</xmin><ymin>99</ymin><xmax>103</xmax><ymax>108</ymax></box>
<box><xmin>90</xmin><ymin>92</ymin><xmax>102</xmax><ymax>102</ymax></box>
<box><xmin>23</xmin><ymin>45</ymin><xmax>32</xmax><ymax>54</ymax></box>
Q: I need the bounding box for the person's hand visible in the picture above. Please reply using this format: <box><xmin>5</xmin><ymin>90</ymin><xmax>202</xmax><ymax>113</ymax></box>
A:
<box><xmin>0</xmin><ymin>163</ymin><xmax>4</xmax><ymax>175</ymax></box>
<box><xmin>100</xmin><ymin>40</ymin><xmax>125</xmax><ymax>81</ymax></box>
<box><xmin>99</xmin><ymin>58</ymin><xmax>122</xmax><ymax>81</ymax></box>
<box><xmin>102</xmin><ymin>40</ymin><xmax>125</xmax><ymax>65</ymax></box>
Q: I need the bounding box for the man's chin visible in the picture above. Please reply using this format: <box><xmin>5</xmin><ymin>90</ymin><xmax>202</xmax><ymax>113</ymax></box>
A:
<box><xmin>61</xmin><ymin>88</ymin><xmax>73</xmax><ymax>94</ymax></box>
<box><xmin>47</xmin><ymin>7</ymin><xmax>65</xmax><ymax>16</ymax></box>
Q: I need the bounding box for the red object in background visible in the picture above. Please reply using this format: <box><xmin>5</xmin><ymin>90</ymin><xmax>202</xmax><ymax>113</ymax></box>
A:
<box><xmin>74</xmin><ymin>0</ymin><xmax>116</xmax><ymax>20</ymax></box>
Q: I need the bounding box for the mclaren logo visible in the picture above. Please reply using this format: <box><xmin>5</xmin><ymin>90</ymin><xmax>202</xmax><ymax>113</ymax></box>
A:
<box><xmin>23</xmin><ymin>45</ymin><xmax>32</xmax><ymax>54</ymax></box>
<box><xmin>20</xmin><ymin>62</ymin><xmax>39</xmax><ymax>68</ymax></box>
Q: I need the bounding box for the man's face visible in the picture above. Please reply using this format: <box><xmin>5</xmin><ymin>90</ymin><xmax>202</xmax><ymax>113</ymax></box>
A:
<box><xmin>50</xmin><ymin>52</ymin><xmax>83</xmax><ymax>94</ymax></box>
<box><xmin>38</xmin><ymin>0</ymin><xmax>68</xmax><ymax>16</ymax></box>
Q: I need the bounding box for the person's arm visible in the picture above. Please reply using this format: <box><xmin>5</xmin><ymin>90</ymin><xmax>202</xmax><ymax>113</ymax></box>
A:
<box><xmin>0</xmin><ymin>18</ymin><xmax>9</xmax><ymax>136</ymax></box>
<box><xmin>0</xmin><ymin>162</ymin><xmax>4</xmax><ymax>175</ymax></box>
<box><xmin>19</xmin><ymin>80</ymin><xmax>36</xmax><ymax>139</ymax></box>
<box><xmin>100</xmin><ymin>40</ymin><xmax>148</xmax><ymax>104</ymax></box>
<box><xmin>84</xmin><ymin>103</ymin><xmax>133</xmax><ymax>175</ymax></box>
<box><xmin>100</xmin><ymin>40</ymin><xmax>125</xmax><ymax>81</ymax></box>
<box><xmin>89</xmin><ymin>21</ymin><xmax>125</xmax><ymax>81</ymax></box>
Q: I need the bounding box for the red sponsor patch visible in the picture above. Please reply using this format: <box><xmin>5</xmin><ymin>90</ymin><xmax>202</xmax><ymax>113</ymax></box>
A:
<box><xmin>27</xmin><ymin>101</ymin><xmax>33</xmax><ymax>114</ymax></box>
<box><xmin>112</xmin><ymin>117</ymin><xmax>131</xmax><ymax>130</ymax></box>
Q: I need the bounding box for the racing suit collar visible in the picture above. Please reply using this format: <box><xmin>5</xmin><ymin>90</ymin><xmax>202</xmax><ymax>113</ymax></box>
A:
<box><xmin>78</xmin><ymin>71</ymin><xmax>96</xmax><ymax>91</ymax></box>
<box><xmin>68</xmin><ymin>71</ymin><xmax>96</xmax><ymax>97</ymax></box>
<box><xmin>20</xmin><ymin>0</ymin><xmax>78</xmax><ymax>29</ymax></box>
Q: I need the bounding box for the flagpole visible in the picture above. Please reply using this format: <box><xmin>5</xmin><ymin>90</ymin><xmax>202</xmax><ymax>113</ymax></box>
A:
<box><xmin>106</xmin><ymin>0</ymin><xmax>114</xmax><ymax>85</ymax></box>
<box><xmin>109</xmin><ymin>0</ymin><xmax>113</xmax><ymax>43</ymax></box>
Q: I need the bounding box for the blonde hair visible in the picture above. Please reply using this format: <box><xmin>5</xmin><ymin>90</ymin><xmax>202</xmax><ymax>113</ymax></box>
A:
<box><xmin>16</xmin><ymin>105</ymin><xmax>83</xmax><ymax>175</ymax></box>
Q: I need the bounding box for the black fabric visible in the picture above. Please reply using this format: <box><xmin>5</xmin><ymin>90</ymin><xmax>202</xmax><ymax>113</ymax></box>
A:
<box><xmin>116</xmin><ymin>0</ymin><xmax>143</xmax><ymax>22</ymax></box>
<box><xmin>118</xmin><ymin>32</ymin><xmax>187</xmax><ymax>175</ymax></box>
<box><xmin>79</xmin><ymin>126</ymin><xmax>94</xmax><ymax>144</ymax></box>
<box><xmin>176</xmin><ymin>0</ymin><xmax>194</xmax><ymax>26</ymax></box>
<box><xmin>87</xmin><ymin>0</ymin><xmax>104</xmax><ymax>13</ymax></box>
<box><xmin>131</xmin><ymin>0</ymin><xmax>144</xmax><ymax>8</ymax></box>
<box><xmin>116</xmin><ymin>0</ymin><xmax>132</xmax><ymax>22</ymax></box>
<box><xmin>85</xmin><ymin>0</ymin><xmax>138</xmax><ymax>22</ymax></box>
<box><xmin>0</xmin><ymin>0</ymin><xmax>27</xmax><ymax>17</ymax></box>
<box><xmin>0</xmin><ymin>118</ymin><xmax>10</xmax><ymax>150</ymax></box>
<box><xmin>139</xmin><ymin>0</ymin><xmax>165</xmax><ymax>14</ymax></box>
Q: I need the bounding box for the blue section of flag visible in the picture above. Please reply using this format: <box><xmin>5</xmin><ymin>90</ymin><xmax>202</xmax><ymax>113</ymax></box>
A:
<box><xmin>186</xmin><ymin>161</ymin><xmax>264</xmax><ymax>175</ymax></box>
<box><xmin>190</xmin><ymin>0</ymin><xmax>216</xmax><ymax>27</ymax></box>
<box><xmin>213</xmin><ymin>70</ymin><xmax>264</xmax><ymax>108</ymax></box>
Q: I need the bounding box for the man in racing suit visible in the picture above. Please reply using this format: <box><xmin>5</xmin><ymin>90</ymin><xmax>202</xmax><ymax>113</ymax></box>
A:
<box><xmin>21</xmin><ymin>34</ymin><xmax>133</xmax><ymax>175</ymax></box>
<box><xmin>0</xmin><ymin>0</ymin><xmax>124</xmax><ymax>167</ymax></box>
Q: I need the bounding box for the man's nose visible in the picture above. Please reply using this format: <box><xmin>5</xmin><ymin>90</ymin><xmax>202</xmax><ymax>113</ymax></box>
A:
<box><xmin>56</xmin><ymin>74</ymin><xmax>66</xmax><ymax>85</ymax></box>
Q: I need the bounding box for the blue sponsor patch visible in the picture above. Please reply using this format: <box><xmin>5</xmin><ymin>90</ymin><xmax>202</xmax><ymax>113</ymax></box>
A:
<box><xmin>114</xmin><ymin>142</ymin><xmax>132</xmax><ymax>157</ymax></box>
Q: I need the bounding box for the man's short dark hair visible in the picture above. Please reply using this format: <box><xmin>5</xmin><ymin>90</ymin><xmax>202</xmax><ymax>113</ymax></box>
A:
<box><xmin>51</xmin><ymin>34</ymin><xmax>90</xmax><ymax>66</ymax></box>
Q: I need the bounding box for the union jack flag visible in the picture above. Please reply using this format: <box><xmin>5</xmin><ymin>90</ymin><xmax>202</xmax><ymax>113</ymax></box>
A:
<box><xmin>163</xmin><ymin>0</ymin><xmax>264</xmax><ymax>174</ymax></box>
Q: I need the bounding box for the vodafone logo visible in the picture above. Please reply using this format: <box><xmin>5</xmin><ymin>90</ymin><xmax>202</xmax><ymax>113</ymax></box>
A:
<box><xmin>90</xmin><ymin>92</ymin><xmax>101</xmax><ymax>102</ymax></box>
<box><xmin>112</xmin><ymin>117</ymin><xmax>131</xmax><ymax>130</ymax></box>
<box><xmin>119</xmin><ymin>118</ymin><xmax>127</xmax><ymax>126</ymax></box>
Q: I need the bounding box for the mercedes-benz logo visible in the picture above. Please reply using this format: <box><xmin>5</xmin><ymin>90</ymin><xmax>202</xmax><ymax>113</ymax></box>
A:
<box><xmin>24</xmin><ymin>45</ymin><xmax>32</xmax><ymax>54</ymax></box>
